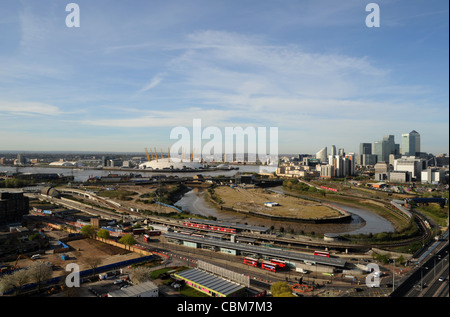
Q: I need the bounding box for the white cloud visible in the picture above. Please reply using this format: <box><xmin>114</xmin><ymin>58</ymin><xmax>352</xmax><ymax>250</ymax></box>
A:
<box><xmin>0</xmin><ymin>101</ymin><xmax>61</xmax><ymax>116</ymax></box>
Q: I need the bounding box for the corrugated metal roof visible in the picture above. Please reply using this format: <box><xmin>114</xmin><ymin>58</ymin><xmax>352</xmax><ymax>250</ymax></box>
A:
<box><xmin>175</xmin><ymin>268</ymin><xmax>244</xmax><ymax>296</ymax></box>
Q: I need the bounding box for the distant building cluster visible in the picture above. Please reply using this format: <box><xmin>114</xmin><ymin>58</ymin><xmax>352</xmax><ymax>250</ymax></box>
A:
<box><xmin>276</xmin><ymin>130</ymin><xmax>449</xmax><ymax>184</ymax></box>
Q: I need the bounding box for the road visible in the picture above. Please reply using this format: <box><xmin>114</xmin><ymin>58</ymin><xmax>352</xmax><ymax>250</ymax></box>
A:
<box><xmin>391</xmin><ymin>237</ymin><xmax>449</xmax><ymax>297</ymax></box>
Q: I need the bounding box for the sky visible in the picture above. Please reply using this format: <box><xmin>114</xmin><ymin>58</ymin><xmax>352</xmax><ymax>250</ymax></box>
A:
<box><xmin>0</xmin><ymin>0</ymin><xmax>448</xmax><ymax>155</ymax></box>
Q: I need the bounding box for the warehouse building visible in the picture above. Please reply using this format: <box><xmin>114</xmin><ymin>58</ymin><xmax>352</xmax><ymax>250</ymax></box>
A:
<box><xmin>174</xmin><ymin>268</ymin><xmax>246</xmax><ymax>297</ymax></box>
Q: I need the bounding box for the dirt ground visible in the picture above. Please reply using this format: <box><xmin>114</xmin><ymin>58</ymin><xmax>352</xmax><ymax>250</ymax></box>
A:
<box><xmin>9</xmin><ymin>235</ymin><xmax>141</xmax><ymax>278</ymax></box>
<box><xmin>81</xmin><ymin>184</ymin><xmax>179</xmax><ymax>214</ymax></box>
<box><xmin>214</xmin><ymin>186</ymin><xmax>344</xmax><ymax>219</ymax></box>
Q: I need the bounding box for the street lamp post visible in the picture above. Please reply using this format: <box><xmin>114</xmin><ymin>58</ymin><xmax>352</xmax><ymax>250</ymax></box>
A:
<box><xmin>421</xmin><ymin>266</ymin><xmax>428</xmax><ymax>292</ymax></box>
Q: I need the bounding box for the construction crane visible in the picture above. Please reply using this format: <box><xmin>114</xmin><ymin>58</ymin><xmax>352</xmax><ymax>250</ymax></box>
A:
<box><xmin>14</xmin><ymin>254</ymin><xmax>36</xmax><ymax>269</ymax></box>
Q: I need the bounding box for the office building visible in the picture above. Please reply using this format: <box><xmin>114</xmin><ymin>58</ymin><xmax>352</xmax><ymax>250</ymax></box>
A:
<box><xmin>0</xmin><ymin>190</ymin><xmax>29</xmax><ymax>225</ymax></box>
<box><xmin>331</xmin><ymin>145</ymin><xmax>336</xmax><ymax>157</ymax></box>
<box><xmin>373</xmin><ymin>140</ymin><xmax>389</xmax><ymax>163</ymax></box>
<box><xmin>393</xmin><ymin>156</ymin><xmax>426</xmax><ymax>181</ymax></box>
<box><xmin>373</xmin><ymin>134</ymin><xmax>401</xmax><ymax>163</ymax></box>
<box><xmin>320</xmin><ymin>164</ymin><xmax>334</xmax><ymax>178</ymax></box>
<box><xmin>315</xmin><ymin>147</ymin><xmax>327</xmax><ymax>163</ymax></box>
<box><xmin>401</xmin><ymin>130</ymin><xmax>420</xmax><ymax>156</ymax></box>
<box><xmin>421</xmin><ymin>167</ymin><xmax>446</xmax><ymax>184</ymax></box>
<box><xmin>360</xmin><ymin>143</ymin><xmax>372</xmax><ymax>155</ymax></box>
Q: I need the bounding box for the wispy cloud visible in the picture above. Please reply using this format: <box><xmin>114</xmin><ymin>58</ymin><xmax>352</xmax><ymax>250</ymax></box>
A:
<box><xmin>139</xmin><ymin>74</ymin><xmax>164</xmax><ymax>93</ymax></box>
<box><xmin>0</xmin><ymin>101</ymin><xmax>61</xmax><ymax>116</ymax></box>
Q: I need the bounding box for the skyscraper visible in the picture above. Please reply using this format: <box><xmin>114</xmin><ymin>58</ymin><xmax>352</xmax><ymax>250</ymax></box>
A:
<box><xmin>383</xmin><ymin>135</ymin><xmax>396</xmax><ymax>155</ymax></box>
<box><xmin>331</xmin><ymin>145</ymin><xmax>336</xmax><ymax>157</ymax></box>
<box><xmin>373</xmin><ymin>140</ymin><xmax>389</xmax><ymax>163</ymax></box>
<box><xmin>401</xmin><ymin>130</ymin><xmax>420</xmax><ymax>156</ymax></box>
<box><xmin>316</xmin><ymin>147</ymin><xmax>327</xmax><ymax>163</ymax></box>
<box><xmin>360</xmin><ymin>143</ymin><xmax>372</xmax><ymax>155</ymax></box>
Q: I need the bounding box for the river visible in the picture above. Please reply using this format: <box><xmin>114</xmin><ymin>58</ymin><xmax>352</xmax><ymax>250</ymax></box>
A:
<box><xmin>175</xmin><ymin>186</ymin><xmax>394</xmax><ymax>236</ymax></box>
<box><xmin>0</xmin><ymin>165</ymin><xmax>261</xmax><ymax>182</ymax></box>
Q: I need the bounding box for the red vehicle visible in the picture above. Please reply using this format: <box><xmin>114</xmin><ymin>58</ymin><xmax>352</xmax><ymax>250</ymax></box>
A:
<box><xmin>182</xmin><ymin>221</ymin><xmax>237</xmax><ymax>234</ymax></box>
<box><xmin>133</xmin><ymin>228</ymin><xmax>146</xmax><ymax>235</ymax></box>
<box><xmin>147</xmin><ymin>230</ymin><xmax>161</xmax><ymax>236</ymax></box>
<box><xmin>261</xmin><ymin>262</ymin><xmax>277</xmax><ymax>272</ymax></box>
<box><xmin>244</xmin><ymin>257</ymin><xmax>259</xmax><ymax>267</ymax></box>
<box><xmin>270</xmin><ymin>259</ymin><xmax>286</xmax><ymax>268</ymax></box>
<box><xmin>314</xmin><ymin>251</ymin><xmax>330</xmax><ymax>257</ymax></box>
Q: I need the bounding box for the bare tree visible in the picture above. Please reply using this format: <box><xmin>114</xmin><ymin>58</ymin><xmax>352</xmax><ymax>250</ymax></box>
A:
<box><xmin>85</xmin><ymin>256</ymin><xmax>102</xmax><ymax>279</ymax></box>
<box><xmin>129</xmin><ymin>266</ymin><xmax>152</xmax><ymax>284</ymax></box>
<box><xmin>28</xmin><ymin>262</ymin><xmax>53</xmax><ymax>292</ymax></box>
<box><xmin>0</xmin><ymin>268</ymin><xmax>32</xmax><ymax>296</ymax></box>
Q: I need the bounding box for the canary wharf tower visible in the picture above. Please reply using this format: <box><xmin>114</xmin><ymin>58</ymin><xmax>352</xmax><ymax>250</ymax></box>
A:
<box><xmin>401</xmin><ymin>130</ymin><xmax>420</xmax><ymax>156</ymax></box>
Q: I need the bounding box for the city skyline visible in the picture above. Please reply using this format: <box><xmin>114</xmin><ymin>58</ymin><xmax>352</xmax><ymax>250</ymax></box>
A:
<box><xmin>0</xmin><ymin>1</ymin><xmax>448</xmax><ymax>154</ymax></box>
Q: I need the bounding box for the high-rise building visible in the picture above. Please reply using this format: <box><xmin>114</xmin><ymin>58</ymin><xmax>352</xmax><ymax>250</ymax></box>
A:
<box><xmin>401</xmin><ymin>130</ymin><xmax>420</xmax><ymax>156</ymax></box>
<box><xmin>383</xmin><ymin>135</ymin><xmax>397</xmax><ymax>155</ymax></box>
<box><xmin>373</xmin><ymin>140</ymin><xmax>389</xmax><ymax>163</ymax></box>
<box><xmin>360</xmin><ymin>143</ymin><xmax>372</xmax><ymax>155</ymax></box>
<box><xmin>330</xmin><ymin>145</ymin><xmax>336</xmax><ymax>157</ymax></box>
<box><xmin>315</xmin><ymin>147</ymin><xmax>327</xmax><ymax>163</ymax></box>
<box><xmin>0</xmin><ymin>190</ymin><xmax>29</xmax><ymax>225</ymax></box>
<box><xmin>373</xmin><ymin>134</ymin><xmax>400</xmax><ymax>163</ymax></box>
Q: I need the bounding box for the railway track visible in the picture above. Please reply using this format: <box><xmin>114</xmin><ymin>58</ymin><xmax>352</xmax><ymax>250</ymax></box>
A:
<box><xmin>37</xmin><ymin>190</ymin><xmax>433</xmax><ymax>253</ymax></box>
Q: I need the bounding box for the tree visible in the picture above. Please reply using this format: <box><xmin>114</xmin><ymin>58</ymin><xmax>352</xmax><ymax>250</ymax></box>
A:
<box><xmin>80</xmin><ymin>225</ymin><xmax>95</xmax><ymax>237</ymax></box>
<box><xmin>97</xmin><ymin>229</ymin><xmax>110</xmax><ymax>239</ymax></box>
<box><xmin>85</xmin><ymin>256</ymin><xmax>102</xmax><ymax>279</ymax></box>
<box><xmin>28</xmin><ymin>262</ymin><xmax>53</xmax><ymax>292</ymax></box>
<box><xmin>119</xmin><ymin>234</ymin><xmax>136</xmax><ymax>246</ymax></box>
<box><xmin>270</xmin><ymin>281</ymin><xmax>295</xmax><ymax>297</ymax></box>
<box><xmin>130</xmin><ymin>266</ymin><xmax>152</xmax><ymax>284</ymax></box>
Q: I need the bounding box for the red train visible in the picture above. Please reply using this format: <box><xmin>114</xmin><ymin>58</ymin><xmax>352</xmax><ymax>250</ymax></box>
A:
<box><xmin>182</xmin><ymin>221</ymin><xmax>237</xmax><ymax>234</ymax></box>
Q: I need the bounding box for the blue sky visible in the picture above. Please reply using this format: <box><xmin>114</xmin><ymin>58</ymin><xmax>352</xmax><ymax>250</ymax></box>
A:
<box><xmin>0</xmin><ymin>0</ymin><xmax>448</xmax><ymax>155</ymax></box>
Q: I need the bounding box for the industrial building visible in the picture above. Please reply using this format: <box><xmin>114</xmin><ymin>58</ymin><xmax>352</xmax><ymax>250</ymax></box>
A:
<box><xmin>174</xmin><ymin>268</ymin><xmax>246</xmax><ymax>297</ymax></box>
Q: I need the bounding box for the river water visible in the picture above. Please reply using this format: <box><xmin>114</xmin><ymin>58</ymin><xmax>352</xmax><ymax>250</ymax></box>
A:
<box><xmin>2</xmin><ymin>165</ymin><xmax>393</xmax><ymax>235</ymax></box>
<box><xmin>175</xmin><ymin>186</ymin><xmax>394</xmax><ymax>236</ymax></box>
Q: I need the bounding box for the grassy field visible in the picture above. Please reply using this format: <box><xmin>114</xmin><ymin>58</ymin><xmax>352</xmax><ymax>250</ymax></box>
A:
<box><xmin>214</xmin><ymin>186</ymin><xmax>345</xmax><ymax>219</ymax></box>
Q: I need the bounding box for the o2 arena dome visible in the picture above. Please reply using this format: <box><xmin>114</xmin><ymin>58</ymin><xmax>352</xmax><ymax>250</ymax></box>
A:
<box><xmin>139</xmin><ymin>148</ymin><xmax>205</xmax><ymax>170</ymax></box>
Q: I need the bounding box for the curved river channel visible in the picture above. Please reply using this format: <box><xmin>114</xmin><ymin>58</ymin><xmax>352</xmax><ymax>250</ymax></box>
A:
<box><xmin>175</xmin><ymin>187</ymin><xmax>394</xmax><ymax>236</ymax></box>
